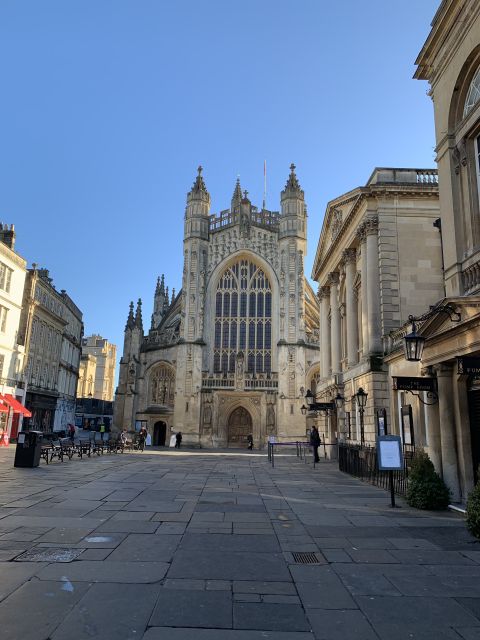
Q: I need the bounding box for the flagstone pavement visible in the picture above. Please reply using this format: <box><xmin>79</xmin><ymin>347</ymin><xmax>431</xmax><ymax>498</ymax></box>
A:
<box><xmin>0</xmin><ymin>445</ymin><xmax>479</xmax><ymax>639</ymax></box>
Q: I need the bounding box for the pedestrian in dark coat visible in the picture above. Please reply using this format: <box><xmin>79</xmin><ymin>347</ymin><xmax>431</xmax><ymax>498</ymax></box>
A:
<box><xmin>175</xmin><ymin>432</ymin><xmax>182</xmax><ymax>448</ymax></box>
<box><xmin>310</xmin><ymin>426</ymin><xmax>321</xmax><ymax>463</ymax></box>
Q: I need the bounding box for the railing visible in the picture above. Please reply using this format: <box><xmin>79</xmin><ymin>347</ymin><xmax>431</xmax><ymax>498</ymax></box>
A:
<box><xmin>0</xmin><ymin>377</ymin><xmax>25</xmax><ymax>389</ymax></box>
<box><xmin>416</xmin><ymin>169</ymin><xmax>438</xmax><ymax>184</ymax></box>
<box><xmin>338</xmin><ymin>442</ymin><xmax>414</xmax><ymax>497</ymax></box>
<box><xmin>209</xmin><ymin>207</ymin><xmax>280</xmax><ymax>232</ymax></box>
<box><xmin>462</xmin><ymin>259</ymin><xmax>480</xmax><ymax>295</ymax></box>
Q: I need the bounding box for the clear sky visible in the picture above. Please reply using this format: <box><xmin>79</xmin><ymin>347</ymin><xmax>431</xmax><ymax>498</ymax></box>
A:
<box><xmin>0</xmin><ymin>0</ymin><xmax>440</xmax><ymax>377</ymax></box>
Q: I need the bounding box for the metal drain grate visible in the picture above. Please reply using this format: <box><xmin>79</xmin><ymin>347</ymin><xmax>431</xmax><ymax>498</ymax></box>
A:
<box><xmin>291</xmin><ymin>552</ymin><xmax>321</xmax><ymax>564</ymax></box>
<box><xmin>15</xmin><ymin>548</ymin><xmax>84</xmax><ymax>563</ymax></box>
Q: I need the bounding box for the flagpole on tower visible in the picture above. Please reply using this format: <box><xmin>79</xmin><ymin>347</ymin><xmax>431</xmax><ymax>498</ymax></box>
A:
<box><xmin>263</xmin><ymin>160</ymin><xmax>267</xmax><ymax>210</ymax></box>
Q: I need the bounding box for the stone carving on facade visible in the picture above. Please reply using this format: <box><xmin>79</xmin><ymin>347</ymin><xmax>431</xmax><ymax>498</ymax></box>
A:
<box><xmin>266</xmin><ymin>404</ymin><xmax>276</xmax><ymax>433</ymax></box>
<box><xmin>317</xmin><ymin>285</ymin><xmax>330</xmax><ymax>301</ymax></box>
<box><xmin>327</xmin><ymin>272</ymin><xmax>340</xmax><ymax>287</ymax></box>
<box><xmin>342</xmin><ymin>248</ymin><xmax>356</xmax><ymax>265</ymax></box>
<box><xmin>356</xmin><ymin>223</ymin><xmax>367</xmax><ymax>243</ymax></box>
<box><xmin>331</xmin><ymin>208</ymin><xmax>343</xmax><ymax>241</ymax></box>
<box><xmin>364</xmin><ymin>216</ymin><xmax>379</xmax><ymax>235</ymax></box>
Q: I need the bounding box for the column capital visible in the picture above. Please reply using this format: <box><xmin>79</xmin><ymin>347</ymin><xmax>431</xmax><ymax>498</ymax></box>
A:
<box><xmin>342</xmin><ymin>248</ymin><xmax>357</xmax><ymax>265</ymax></box>
<box><xmin>433</xmin><ymin>363</ymin><xmax>454</xmax><ymax>376</ymax></box>
<box><xmin>355</xmin><ymin>223</ymin><xmax>367</xmax><ymax>243</ymax></box>
<box><xmin>364</xmin><ymin>215</ymin><xmax>379</xmax><ymax>236</ymax></box>
<box><xmin>327</xmin><ymin>272</ymin><xmax>340</xmax><ymax>287</ymax></box>
<box><xmin>317</xmin><ymin>285</ymin><xmax>330</xmax><ymax>301</ymax></box>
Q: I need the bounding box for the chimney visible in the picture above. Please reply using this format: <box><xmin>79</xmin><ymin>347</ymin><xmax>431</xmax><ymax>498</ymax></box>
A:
<box><xmin>0</xmin><ymin>223</ymin><xmax>15</xmax><ymax>250</ymax></box>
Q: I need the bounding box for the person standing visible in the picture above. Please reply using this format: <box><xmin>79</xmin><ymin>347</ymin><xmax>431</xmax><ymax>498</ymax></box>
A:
<box><xmin>175</xmin><ymin>431</ymin><xmax>182</xmax><ymax>448</ymax></box>
<box><xmin>99</xmin><ymin>422</ymin><xmax>106</xmax><ymax>442</ymax></box>
<box><xmin>138</xmin><ymin>426</ymin><xmax>147</xmax><ymax>451</ymax></box>
<box><xmin>310</xmin><ymin>425</ymin><xmax>321</xmax><ymax>463</ymax></box>
<box><xmin>247</xmin><ymin>434</ymin><xmax>253</xmax><ymax>450</ymax></box>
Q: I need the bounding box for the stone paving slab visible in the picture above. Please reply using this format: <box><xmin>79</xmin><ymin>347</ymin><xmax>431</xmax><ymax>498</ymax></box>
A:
<box><xmin>52</xmin><ymin>583</ymin><xmax>162</xmax><ymax>639</ymax></box>
<box><xmin>1</xmin><ymin>448</ymin><xmax>480</xmax><ymax>640</ymax></box>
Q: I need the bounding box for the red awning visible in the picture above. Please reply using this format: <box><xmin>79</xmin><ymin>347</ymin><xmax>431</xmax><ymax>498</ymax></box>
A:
<box><xmin>1</xmin><ymin>394</ymin><xmax>32</xmax><ymax>417</ymax></box>
<box><xmin>0</xmin><ymin>400</ymin><xmax>9</xmax><ymax>413</ymax></box>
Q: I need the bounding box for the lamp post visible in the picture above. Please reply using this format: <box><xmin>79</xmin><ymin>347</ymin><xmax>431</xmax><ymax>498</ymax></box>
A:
<box><xmin>355</xmin><ymin>387</ymin><xmax>368</xmax><ymax>448</ymax></box>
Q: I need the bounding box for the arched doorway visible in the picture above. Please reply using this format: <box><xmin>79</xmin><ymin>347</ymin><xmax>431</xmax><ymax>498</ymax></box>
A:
<box><xmin>227</xmin><ymin>407</ymin><xmax>252</xmax><ymax>447</ymax></box>
<box><xmin>153</xmin><ymin>421</ymin><xmax>167</xmax><ymax>446</ymax></box>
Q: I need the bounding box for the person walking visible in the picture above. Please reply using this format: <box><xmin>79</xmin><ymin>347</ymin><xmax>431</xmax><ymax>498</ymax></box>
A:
<box><xmin>138</xmin><ymin>426</ymin><xmax>147</xmax><ymax>451</ymax></box>
<box><xmin>310</xmin><ymin>425</ymin><xmax>321</xmax><ymax>463</ymax></box>
<box><xmin>99</xmin><ymin>422</ymin><xmax>106</xmax><ymax>442</ymax></box>
<box><xmin>175</xmin><ymin>431</ymin><xmax>182</xmax><ymax>448</ymax></box>
<box><xmin>247</xmin><ymin>434</ymin><xmax>253</xmax><ymax>450</ymax></box>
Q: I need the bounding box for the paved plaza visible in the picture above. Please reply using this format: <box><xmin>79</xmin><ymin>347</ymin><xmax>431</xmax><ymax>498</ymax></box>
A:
<box><xmin>0</xmin><ymin>447</ymin><xmax>479</xmax><ymax>639</ymax></box>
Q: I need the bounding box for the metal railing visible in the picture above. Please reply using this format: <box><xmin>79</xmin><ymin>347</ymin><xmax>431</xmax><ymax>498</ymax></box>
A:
<box><xmin>338</xmin><ymin>442</ymin><xmax>415</xmax><ymax>496</ymax></box>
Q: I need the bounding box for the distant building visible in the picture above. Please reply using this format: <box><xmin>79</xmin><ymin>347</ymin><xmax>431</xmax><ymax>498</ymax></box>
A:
<box><xmin>0</xmin><ymin>224</ymin><xmax>29</xmax><ymax>442</ymax></box>
<box><xmin>18</xmin><ymin>267</ymin><xmax>83</xmax><ymax>433</ymax></box>
<box><xmin>77</xmin><ymin>335</ymin><xmax>117</xmax><ymax>401</ymax></box>
<box><xmin>74</xmin><ymin>397</ymin><xmax>113</xmax><ymax>432</ymax></box>
<box><xmin>115</xmin><ymin>166</ymin><xmax>319</xmax><ymax>447</ymax></box>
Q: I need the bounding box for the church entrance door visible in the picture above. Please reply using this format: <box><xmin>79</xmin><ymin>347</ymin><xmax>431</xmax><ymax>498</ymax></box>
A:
<box><xmin>153</xmin><ymin>421</ymin><xmax>167</xmax><ymax>446</ymax></box>
<box><xmin>227</xmin><ymin>407</ymin><xmax>252</xmax><ymax>448</ymax></box>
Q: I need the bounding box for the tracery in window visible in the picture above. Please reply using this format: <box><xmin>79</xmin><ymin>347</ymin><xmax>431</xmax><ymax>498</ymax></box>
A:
<box><xmin>150</xmin><ymin>364</ymin><xmax>175</xmax><ymax>405</ymax></box>
<box><xmin>214</xmin><ymin>259</ymin><xmax>272</xmax><ymax>373</ymax></box>
<box><xmin>464</xmin><ymin>65</ymin><xmax>480</xmax><ymax>117</ymax></box>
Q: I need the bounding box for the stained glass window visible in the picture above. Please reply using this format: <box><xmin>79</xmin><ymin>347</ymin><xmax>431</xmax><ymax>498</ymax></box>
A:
<box><xmin>464</xmin><ymin>66</ymin><xmax>480</xmax><ymax>117</ymax></box>
<box><xmin>213</xmin><ymin>259</ymin><xmax>272</xmax><ymax>373</ymax></box>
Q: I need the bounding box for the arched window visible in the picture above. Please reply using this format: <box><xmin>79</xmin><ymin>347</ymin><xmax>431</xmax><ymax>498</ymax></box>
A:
<box><xmin>149</xmin><ymin>364</ymin><xmax>175</xmax><ymax>406</ymax></box>
<box><xmin>464</xmin><ymin>65</ymin><xmax>480</xmax><ymax>117</ymax></box>
<box><xmin>214</xmin><ymin>259</ymin><xmax>272</xmax><ymax>373</ymax></box>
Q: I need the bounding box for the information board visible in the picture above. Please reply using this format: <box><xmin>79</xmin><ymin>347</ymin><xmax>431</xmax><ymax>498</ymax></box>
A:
<box><xmin>376</xmin><ymin>435</ymin><xmax>403</xmax><ymax>470</ymax></box>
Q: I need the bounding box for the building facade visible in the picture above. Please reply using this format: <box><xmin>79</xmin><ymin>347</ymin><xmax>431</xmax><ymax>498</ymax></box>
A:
<box><xmin>383</xmin><ymin>0</ymin><xmax>480</xmax><ymax>502</ymax></box>
<box><xmin>18</xmin><ymin>268</ymin><xmax>83</xmax><ymax>433</ymax></box>
<box><xmin>311</xmin><ymin>168</ymin><xmax>442</xmax><ymax>453</ymax></box>
<box><xmin>0</xmin><ymin>224</ymin><xmax>29</xmax><ymax>442</ymax></box>
<box><xmin>77</xmin><ymin>335</ymin><xmax>117</xmax><ymax>401</ymax></box>
<box><xmin>114</xmin><ymin>166</ymin><xmax>319</xmax><ymax>447</ymax></box>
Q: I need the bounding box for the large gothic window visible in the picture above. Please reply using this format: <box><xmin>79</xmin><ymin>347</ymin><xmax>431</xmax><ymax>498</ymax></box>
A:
<box><xmin>214</xmin><ymin>259</ymin><xmax>272</xmax><ymax>374</ymax></box>
<box><xmin>149</xmin><ymin>364</ymin><xmax>175</xmax><ymax>406</ymax></box>
<box><xmin>464</xmin><ymin>65</ymin><xmax>480</xmax><ymax>117</ymax></box>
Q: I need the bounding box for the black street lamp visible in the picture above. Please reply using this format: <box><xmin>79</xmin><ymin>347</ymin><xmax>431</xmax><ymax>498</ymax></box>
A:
<box><xmin>354</xmin><ymin>387</ymin><xmax>368</xmax><ymax>448</ymax></box>
<box><xmin>301</xmin><ymin>390</ymin><xmax>335</xmax><ymax>416</ymax></box>
<box><xmin>403</xmin><ymin>305</ymin><xmax>461</xmax><ymax>362</ymax></box>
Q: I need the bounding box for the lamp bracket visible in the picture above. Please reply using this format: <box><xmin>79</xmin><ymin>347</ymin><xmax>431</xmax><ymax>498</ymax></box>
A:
<box><xmin>404</xmin><ymin>389</ymin><xmax>439</xmax><ymax>405</ymax></box>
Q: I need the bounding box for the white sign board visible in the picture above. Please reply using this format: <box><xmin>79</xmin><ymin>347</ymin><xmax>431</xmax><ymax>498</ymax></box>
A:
<box><xmin>18</xmin><ymin>433</ymin><xmax>25</xmax><ymax>444</ymax></box>
<box><xmin>377</xmin><ymin>436</ymin><xmax>403</xmax><ymax>470</ymax></box>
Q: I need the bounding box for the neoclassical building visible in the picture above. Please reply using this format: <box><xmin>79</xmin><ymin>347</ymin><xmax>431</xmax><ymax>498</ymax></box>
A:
<box><xmin>383</xmin><ymin>0</ymin><xmax>480</xmax><ymax>503</ymax></box>
<box><xmin>311</xmin><ymin>168</ymin><xmax>442</xmax><ymax>452</ymax></box>
<box><xmin>114</xmin><ymin>166</ymin><xmax>319</xmax><ymax>447</ymax></box>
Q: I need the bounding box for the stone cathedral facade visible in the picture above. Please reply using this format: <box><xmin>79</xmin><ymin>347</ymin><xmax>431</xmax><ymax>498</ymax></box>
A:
<box><xmin>114</xmin><ymin>166</ymin><xmax>319</xmax><ymax>448</ymax></box>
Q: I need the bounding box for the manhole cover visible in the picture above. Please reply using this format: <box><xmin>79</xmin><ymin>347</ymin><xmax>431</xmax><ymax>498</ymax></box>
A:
<box><xmin>291</xmin><ymin>552</ymin><xmax>321</xmax><ymax>564</ymax></box>
<box><xmin>15</xmin><ymin>548</ymin><xmax>84</xmax><ymax>563</ymax></box>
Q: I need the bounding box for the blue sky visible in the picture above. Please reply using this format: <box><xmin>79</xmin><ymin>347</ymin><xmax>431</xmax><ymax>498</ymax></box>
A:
<box><xmin>0</xmin><ymin>0</ymin><xmax>439</xmax><ymax>374</ymax></box>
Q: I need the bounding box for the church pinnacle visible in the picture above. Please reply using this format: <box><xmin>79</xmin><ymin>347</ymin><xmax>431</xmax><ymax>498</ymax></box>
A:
<box><xmin>189</xmin><ymin>165</ymin><xmax>209</xmax><ymax>197</ymax></box>
<box><xmin>282</xmin><ymin>163</ymin><xmax>304</xmax><ymax>199</ymax></box>
<box><xmin>134</xmin><ymin>298</ymin><xmax>143</xmax><ymax>330</ymax></box>
<box><xmin>231</xmin><ymin>177</ymin><xmax>243</xmax><ymax>210</ymax></box>
<box><xmin>125</xmin><ymin>301</ymin><xmax>135</xmax><ymax>330</ymax></box>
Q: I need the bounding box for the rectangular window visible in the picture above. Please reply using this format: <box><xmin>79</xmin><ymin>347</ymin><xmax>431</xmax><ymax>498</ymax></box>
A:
<box><xmin>0</xmin><ymin>354</ymin><xmax>4</xmax><ymax>378</ymax></box>
<box><xmin>0</xmin><ymin>262</ymin><xmax>13</xmax><ymax>292</ymax></box>
<box><xmin>0</xmin><ymin>305</ymin><xmax>8</xmax><ymax>332</ymax></box>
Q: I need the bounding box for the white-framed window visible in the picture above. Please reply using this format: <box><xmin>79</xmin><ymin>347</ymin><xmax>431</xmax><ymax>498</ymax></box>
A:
<box><xmin>0</xmin><ymin>263</ymin><xmax>12</xmax><ymax>293</ymax></box>
<box><xmin>0</xmin><ymin>305</ymin><xmax>8</xmax><ymax>332</ymax></box>
<box><xmin>464</xmin><ymin>66</ymin><xmax>480</xmax><ymax>117</ymax></box>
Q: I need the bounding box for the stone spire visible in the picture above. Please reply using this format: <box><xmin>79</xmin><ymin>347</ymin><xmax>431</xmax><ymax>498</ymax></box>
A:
<box><xmin>164</xmin><ymin>287</ymin><xmax>170</xmax><ymax>314</ymax></box>
<box><xmin>125</xmin><ymin>301</ymin><xmax>135</xmax><ymax>330</ymax></box>
<box><xmin>188</xmin><ymin>165</ymin><xmax>209</xmax><ymax>199</ymax></box>
<box><xmin>171</xmin><ymin>288</ymin><xmax>176</xmax><ymax>305</ymax></box>
<box><xmin>134</xmin><ymin>298</ymin><xmax>143</xmax><ymax>330</ymax></box>
<box><xmin>156</xmin><ymin>275</ymin><xmax>165</xmax><ymax>297</ymax></box>
<box><xmin>231</xmin><ymin>177</ymin><xmax>243</xmax><ymax>211</ymax></box>
<box><xmin>282</xmin><ymin>163</ymin><xmax>304</xmax><ymax>200</ymax></box>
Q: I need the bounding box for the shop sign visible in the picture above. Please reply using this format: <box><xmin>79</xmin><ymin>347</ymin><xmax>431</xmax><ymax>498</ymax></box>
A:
<box><xmin>392</xmin><ymin>377</ymin><xmax>437</xmax><ymax>393</ymax></box>
<box><xmin>457</xmin><ymin>357</ymin><xmax>480</xmax><ymax>378</ymax></box>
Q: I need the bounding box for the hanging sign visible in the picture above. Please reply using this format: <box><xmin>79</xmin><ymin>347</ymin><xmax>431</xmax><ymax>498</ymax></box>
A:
<box><xmin>457</xmin><ymin>357</ymin><xmax>480</xmax><ymax>378</ymax></box>
<box><xmin>392</xmin><ymin>377</ymin><xmax>437</xmax><ymax>392</ymax></box>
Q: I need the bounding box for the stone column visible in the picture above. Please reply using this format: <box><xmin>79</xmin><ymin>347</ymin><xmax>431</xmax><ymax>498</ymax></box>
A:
<box><xmin>356</xmin><ymin>224</ymin><xmax>369</xmax><ymax>357</ymax></box>
<box><xmin>318</xmin><ymin>286</ymin><xmax>330</xmax><ymax>378</ymax></box>
<box><xmin>343</xmin><ymin>248</ymin><xmax>358</xmax><ymax>367</ymax></box>
<box><xmin>435</xmin><ymin>364</ymin><xmax>460</xmax><ymax>501</ymax></box>
<box><xmin>365</xmin><ymin>216</ymin><xmax>381</xmax><ymax>354</ymax></box>
<box><xmin>328</xmin><ymin>273</ymin><xmax>341</xmax><ymax>374</ymax></box>
<box><xmin>424</xmin><ymin>394</ymin><xmax>442</xmax><ymax>475</ymax></box>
